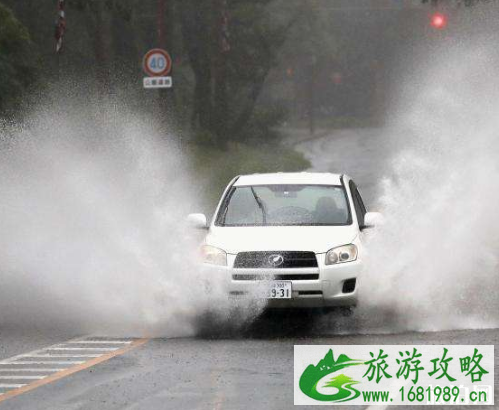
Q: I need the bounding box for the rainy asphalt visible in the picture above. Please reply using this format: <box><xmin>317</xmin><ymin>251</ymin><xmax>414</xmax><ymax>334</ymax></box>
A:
<box><xmin>0</xmin><ymin>325</ymin><xmax>497</xmax><ymax>410</ymax></box>
<box><xmin>0</xmin><ymin>129</ymin><xmax>497</xmax><ymax>409</ymax></box>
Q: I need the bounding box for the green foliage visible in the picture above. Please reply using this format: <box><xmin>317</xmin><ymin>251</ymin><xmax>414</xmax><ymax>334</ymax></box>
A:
<box><xmin>237</xmin><ymin>104</ymin><xmax>287</xmax><ymax>144</ymax></box>
<box><xmin>72</xmin><ymin>0</ymin><xmax>136</xmax><ymax>21</ymax></box>
<box><xmin>188</xmin><ymin>140</ymin><xmax>310</xmax><ymax>208</ymax></box>
<box><xmin>0</xmin><ymin>0</ymin><xmax>296</xmax><ymax>146</ymax></box>
<box><xmin>0</xmin><ymin>2</ymin><xmax>38</xmax><ymax>113</ymax></box>
<box><xmin>180</xmin><ymin>0</ymin><xmax>299</xmax><ymax>146</ymax></box>
<box><xmin>1</xmin><ymin>0</ymin><xmax>386</xmax><ymax>145</ymax></box>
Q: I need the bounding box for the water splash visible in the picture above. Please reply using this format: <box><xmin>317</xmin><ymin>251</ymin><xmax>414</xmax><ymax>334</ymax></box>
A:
<box><xmin>0</xmin><ymin>97</ymin><xmax>235</xmax><ymax>337</ymax></box>
<box><xmin>360</xmin><ymin>15</ymin><xmax>499</xmax><ymax>332</ymax></box>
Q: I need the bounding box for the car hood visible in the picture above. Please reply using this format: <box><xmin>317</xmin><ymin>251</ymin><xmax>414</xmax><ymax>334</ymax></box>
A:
<box><xmin>205</xmin><ymin>225</ymin><xmax>358</xmax><ymax>254</ymax></box>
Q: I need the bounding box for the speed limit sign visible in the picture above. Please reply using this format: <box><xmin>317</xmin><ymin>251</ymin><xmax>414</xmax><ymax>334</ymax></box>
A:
<box><xmin>143</xmin><ymin>49</ymin><xmax>172</xmax><ymax>77</ymax></box>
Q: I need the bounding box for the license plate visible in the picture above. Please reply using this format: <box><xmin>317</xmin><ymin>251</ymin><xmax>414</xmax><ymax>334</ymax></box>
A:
<box><xmin>268</xmin><ymin>281</ymin><xmax>292</xmax><ymax>299</ymax></box>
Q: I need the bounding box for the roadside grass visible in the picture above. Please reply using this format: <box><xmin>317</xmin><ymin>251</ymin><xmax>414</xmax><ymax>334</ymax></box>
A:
<box><xmin>283</xmin><ymin>116</ymin><xmax>383</xmax><ymax>130</ymax></box>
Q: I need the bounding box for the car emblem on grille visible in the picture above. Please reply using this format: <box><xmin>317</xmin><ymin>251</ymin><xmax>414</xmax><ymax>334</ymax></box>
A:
<box><xmin>268</xmin><ymin>254</ymin><xmax>284</xmax><ymax>267</ymax></box>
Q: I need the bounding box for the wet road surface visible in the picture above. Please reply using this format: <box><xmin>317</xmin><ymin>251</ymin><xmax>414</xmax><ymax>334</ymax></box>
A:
<box><xmin>0</xmin><ymin>323</ymin><xmax>497</xmax><ymax>409</ymax></box>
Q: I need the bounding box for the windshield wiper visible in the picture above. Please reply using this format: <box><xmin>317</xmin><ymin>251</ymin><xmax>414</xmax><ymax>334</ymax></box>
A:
<box><xmin>250</xmin><ymin>187</ymin><xmax>267</xmax><ymax>224</ymax></box>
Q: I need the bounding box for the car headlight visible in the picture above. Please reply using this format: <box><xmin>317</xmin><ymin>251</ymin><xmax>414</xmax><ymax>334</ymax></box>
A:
<box><xmin>325</xmin><ymin>244</ymin><xmax>358</xmax><ymax>265</ymax></box>
<box><xmin>201</xmin><ymin>245</ymin><xmax>227</xmax><ymax>266</ymax></box>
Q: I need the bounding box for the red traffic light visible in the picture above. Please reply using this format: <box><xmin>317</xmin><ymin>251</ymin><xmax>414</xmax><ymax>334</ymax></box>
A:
<box><xmin>430</xmin><ymin>12</ymin><xmax>447</xmax><ymax>30</ymax></box>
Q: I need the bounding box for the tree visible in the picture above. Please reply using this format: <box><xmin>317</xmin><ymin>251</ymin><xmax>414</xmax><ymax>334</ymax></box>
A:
<box><xmin>0</xmin><ymin>2</ymin><xmax>38</xmax><ymax>114</ymax></box>
<box><xmin>71</xmin><ymin>0</ymin><xmax>138</xmax><ymax>90</ymax></box>
<box><xmin>0</xmin><ymin>0</ymin><xmax>302</xmax><ymax>146</ymax></box>
<box><xmin>179</xmin><ymin>0</ymin><xmax>300</xmax><ymax>147</ymax></box>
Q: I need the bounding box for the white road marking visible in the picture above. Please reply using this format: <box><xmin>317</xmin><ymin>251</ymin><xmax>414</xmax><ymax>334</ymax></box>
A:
<box><xmin>46</xmin><ymin>347</ymin><xmax>119</xmax><ymax>351</ymax></box>
<box><xmin>0</xmin><ymin>384</ymin><xmax>27</xmax><ymax>388</ymax></box>
<box><xmin>0</xmin><ymin>338</ymin><xmax>83</xmax><ymax>364</ymax></box>
<box><xmin>0</xmin><ymin>336</ymin><xmax>145</xmax><ymax>399</ymax></box>
<box><xmin>0</xmin><ymin>369</ymin><xmax>64</xmax><ymax>372</ymax></box>
<box><xmin>67</xmin><ymin>340</ymin><xmax>132</xmax><ymax>344</ymax></box>
<box><xmin>0</xmin><ymin>376</ymin><xmax>45</xmax><ymax>380</ymax></box>
<box><xmin>23</xmin><ymin>354</ymin><xmax>101</xmax><ymax>358</ymax></box>
<box><xmin>8</xmin><ymin>361</ymin><xmax>85</xmax><ymax>365</ymax></box>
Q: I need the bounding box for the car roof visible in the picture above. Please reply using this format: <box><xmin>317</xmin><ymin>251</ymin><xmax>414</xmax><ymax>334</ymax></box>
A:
<box><xmin>233</xmin><ymin>172</ymin><xmax>344</xmax><ymax>186</ymax></box>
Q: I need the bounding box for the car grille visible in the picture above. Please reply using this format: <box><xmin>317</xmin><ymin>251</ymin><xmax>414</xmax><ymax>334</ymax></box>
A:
<box><xmin>298</xmin><ymin>290</ymin><xmax>323</xmax><ymax>296</ymax></box>
<box><xmin>232</xmin><ymin>274</ymin><xmax>319</xmax><ymax>281</ymax></box>
<box><xmin>233</xmin><ymin>251</ymin><xmax>318</xmax><ymax>269</ymax></box>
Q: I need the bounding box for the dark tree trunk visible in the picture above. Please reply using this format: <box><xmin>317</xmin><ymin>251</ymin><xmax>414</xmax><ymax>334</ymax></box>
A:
<box><xmin>211</xmin><ymin>0</ymin><xmax>229</xmax><ymax>147</ymax></box>
<box><xmin>85</xmin><ymin>1</ymin><xmax>110</xmax><ymax>92</ymax></box>
<box><xmin>180</xmin><ymin>0</ymin><xmax>214</xmax><ymax>136</ymax></box>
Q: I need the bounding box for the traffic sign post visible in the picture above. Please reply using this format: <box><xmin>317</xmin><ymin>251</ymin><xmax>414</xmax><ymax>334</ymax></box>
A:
<box><xmin>142</xmin><ymin>48</ymin><xmax>173</xmax><ymax>89</ymax></box>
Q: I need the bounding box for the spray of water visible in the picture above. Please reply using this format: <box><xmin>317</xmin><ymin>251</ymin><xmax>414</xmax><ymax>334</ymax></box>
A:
<box><xmin>0</xmin><ymin>96</ymin><xmax>241</xmax><ymax>337</ymax></box>
<box><xmin>359</xmin><ymin>11</ymin><xmax>499</xmax><ymax>332</ymax></box>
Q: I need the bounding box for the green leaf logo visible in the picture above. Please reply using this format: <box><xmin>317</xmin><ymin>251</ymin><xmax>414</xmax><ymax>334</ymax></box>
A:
<box><xmin>299</xmin><ymin>349</ymin><xmax>364</xmax><ymax>402</ymax></box>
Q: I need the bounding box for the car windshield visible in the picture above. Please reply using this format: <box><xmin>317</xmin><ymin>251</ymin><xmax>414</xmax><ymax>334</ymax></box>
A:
<box><xmin>217</xmin><ymin>184</ymin><xmax>351</xmax><ymax>226</ymax></box>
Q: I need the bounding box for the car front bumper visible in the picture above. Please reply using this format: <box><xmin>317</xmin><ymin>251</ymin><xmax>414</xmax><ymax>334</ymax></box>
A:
<box><xmin>202</xmin><ymin>256</ymin><xmax>361</xmax><ymax>309</ymax></box>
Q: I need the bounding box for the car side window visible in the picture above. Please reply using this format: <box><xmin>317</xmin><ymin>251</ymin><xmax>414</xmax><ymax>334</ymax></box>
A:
<box><xmin>349</xmin><ymin>180</ymin><xmax>367</xmax><ymax>228</ymax></box>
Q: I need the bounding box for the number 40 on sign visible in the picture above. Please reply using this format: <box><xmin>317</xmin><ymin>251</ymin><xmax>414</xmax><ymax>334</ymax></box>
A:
<box><xmin>143</xmin><ymin>48</ymin><xmax>173</xmax><ymax>89</ymax></box>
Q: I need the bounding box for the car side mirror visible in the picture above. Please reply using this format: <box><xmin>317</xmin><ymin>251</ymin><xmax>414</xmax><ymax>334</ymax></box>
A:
<box><xmin>187</xmin><ymin>213</ymin><xmax>208</xmax><ymax>230</ymax></box>
<box><xmin>362</xmin><ymin>212</ymin><xmax>384</xmax><ymax>230</ymax></box>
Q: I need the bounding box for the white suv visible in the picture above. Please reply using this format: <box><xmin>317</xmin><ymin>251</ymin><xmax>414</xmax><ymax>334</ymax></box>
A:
<box><xmin>188</xmin><ymin>172</ymin><xmax>381</xmax><ymax>311</ymax></box>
